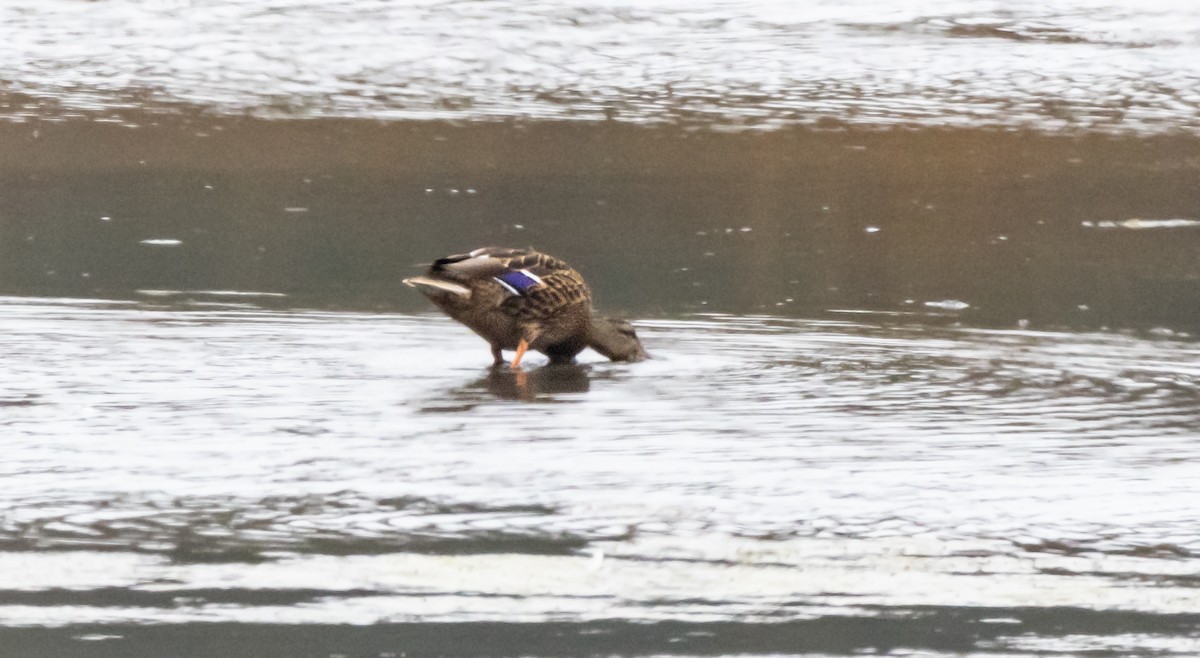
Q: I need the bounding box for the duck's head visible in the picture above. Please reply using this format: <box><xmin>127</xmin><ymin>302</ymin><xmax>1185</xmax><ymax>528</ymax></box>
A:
<box><xmin>587</xmin><ymin>317</ymin><xmax>649</xmax><ymax>362</ymax></box>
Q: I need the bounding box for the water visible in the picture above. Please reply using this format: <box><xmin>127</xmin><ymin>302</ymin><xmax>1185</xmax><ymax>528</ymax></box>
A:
<box><xmin>6</xmin><ymin>118</ymin><xmax>1200</xmax><ymax>330</ymax></box>
<box><xmin>4</xmin><ymin>1</ymin><xmax>1200</xmax><ymax>656</ymax></box>
<box><xmin>2</xmin><ymin>0</ymin><xmax>1200</xmax><ymax>133</ymax></box>
<box><xmin>2</xmin><ymin>297</ymin><xmax>1199</xmax><ymax>655</ymax></box>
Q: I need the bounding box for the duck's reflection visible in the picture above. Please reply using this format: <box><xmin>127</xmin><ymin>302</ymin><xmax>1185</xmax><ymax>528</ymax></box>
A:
<box><xmin>482</xmin><ymin>364</ymin><xmax>591</xmax><ymax>401</ymax></box>
<box><xmin>419</xmin><ymin>364</ymin><xmax>593</xmax><ymax>412</ymax></box>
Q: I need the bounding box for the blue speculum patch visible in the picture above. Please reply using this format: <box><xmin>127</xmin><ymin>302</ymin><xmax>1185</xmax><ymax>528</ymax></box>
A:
<box><xmin>494</xmin><ymin>270</ymin><xmax>542</xmax><ymax>294</ymax></box>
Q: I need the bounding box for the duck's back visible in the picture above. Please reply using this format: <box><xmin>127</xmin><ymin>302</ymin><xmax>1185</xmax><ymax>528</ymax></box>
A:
<box><xmin>434</xmin><ymin>247</ymin><xmax>569</xmax><ymax>275</ymax></box>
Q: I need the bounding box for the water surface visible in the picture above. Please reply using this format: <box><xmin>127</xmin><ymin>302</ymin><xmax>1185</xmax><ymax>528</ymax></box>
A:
<box><xmin>2</xmin><ymin>297</ymin><xmax>1199</xmax><ymax>656</ymax></box>
<box><xmin>3</xmin><ymin>0</ymin><xmax>1200</xmax><ymax>133</ymax></box>
<box><xmin>3</xmin><ymin>1</ymin><xmax>1200</xmax><ymax>656</ymax></box>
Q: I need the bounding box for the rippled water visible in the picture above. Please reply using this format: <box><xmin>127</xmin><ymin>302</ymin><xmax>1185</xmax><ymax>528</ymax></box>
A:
<box><xmin>4</xmin><ymin>1</ymin><xmax>1200</xmax><ymax>655</ymax></box>
<box><xmin>2</xmin><ymin>296</ymin><xmax>1199</xmax><ymax>655</ymax></box>
<box><xmin>3</xmin><ymin>0</ymin><xmax>1200</xmax><ymax>132</ymax></box>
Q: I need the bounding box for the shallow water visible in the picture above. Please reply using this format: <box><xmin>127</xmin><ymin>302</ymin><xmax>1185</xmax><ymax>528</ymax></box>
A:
<box><xmin>3</xmin><ymin>0</ymin><xmax>1200</xmax><ymax>133</ymax></box>
<box><xmin>2</xmin><ymin>296</ymin><xmax>1199</xmax><ymax>656</ymax></box>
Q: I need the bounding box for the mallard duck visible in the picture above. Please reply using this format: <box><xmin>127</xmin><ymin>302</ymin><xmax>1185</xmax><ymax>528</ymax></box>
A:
<box><xmin>404</xmin><ymin>247</ymin><xmax>648</xmax><ymax>368</ymax></box>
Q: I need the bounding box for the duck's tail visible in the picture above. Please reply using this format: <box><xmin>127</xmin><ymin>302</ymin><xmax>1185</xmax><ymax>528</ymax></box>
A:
<box><xmin>403</xmin><ymin>276</ymin><xmax>471</xmax><ymax>298</ymax></box>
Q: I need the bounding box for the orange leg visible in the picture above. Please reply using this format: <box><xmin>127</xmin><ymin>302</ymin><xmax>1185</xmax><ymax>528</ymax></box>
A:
<box><xmin>510</xmin><ymin>338</ymin><xmax>530</xmax><ymax>370</ymax></box>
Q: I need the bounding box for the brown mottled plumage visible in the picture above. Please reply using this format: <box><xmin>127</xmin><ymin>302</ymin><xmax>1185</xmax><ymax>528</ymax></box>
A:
<box><xmin>404</xmin><ymin>247</ymin><xmax>648</xmax><ymax>368</ymax></box>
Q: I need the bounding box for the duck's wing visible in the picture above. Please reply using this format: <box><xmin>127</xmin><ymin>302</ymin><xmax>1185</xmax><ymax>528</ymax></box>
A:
<box><xmin>510</xmin><ymin>266</ymin><xmax>591</xmax><ymax>314</ymax></box>
<box><xmin>432</xmin><ymin>247</ymin><xmax>591</xmax><ymax>310</ymax></box>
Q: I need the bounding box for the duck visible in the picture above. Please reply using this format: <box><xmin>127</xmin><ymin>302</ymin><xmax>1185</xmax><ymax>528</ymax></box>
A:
<box><xmin>404</xmin><ymin>247</ymin><xmax>648</xmax><ymax>368</ymax></box>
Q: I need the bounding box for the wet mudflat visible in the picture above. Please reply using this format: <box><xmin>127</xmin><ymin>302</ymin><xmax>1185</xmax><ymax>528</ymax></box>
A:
<box><xmin>3</xmin><ymin>1</ymin><xmax>1200</xmax><ymax>656</ymax></box>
